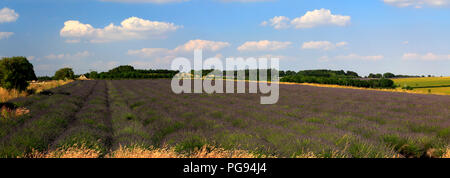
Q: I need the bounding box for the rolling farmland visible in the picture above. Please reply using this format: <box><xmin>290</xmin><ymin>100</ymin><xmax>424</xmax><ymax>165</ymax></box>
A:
<box><xmin>393</xmin><ymin>77</ymin><xmax>450</xmax><ymax>95</ymax></box>
<box><xmin>0</xmin><ymin>79</ymin><xmax>449</xmax><ymax>158</ymax></box>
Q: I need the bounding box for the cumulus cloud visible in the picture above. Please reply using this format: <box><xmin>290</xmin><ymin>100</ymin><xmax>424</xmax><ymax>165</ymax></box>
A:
<box><xmin>402</xmin><ymin>52</ymin><xmax>450</xmax><ymax>60</ymax></box>
<box><xmin>173</xmin><ymin>39</ymin><xmax>231</xmax><ymax>52</ymax></box>
<box><xmin>263</xmin><ymin>9</ymin><xmax>351</xmax><ymax>29</ymax></box>
<box><xmin>60</xmin><ymin>17</ymin><xmax>181</xmax><ymax>43</ymax></box>
<box><xmin>127</xmin><ymin>39</ymin><xmax>230</xmax><ymax>68</ymax></box>
<box><xmin>383</xmin><ymin>0</ymin><xmax>449</xmax><ymax>8</ymax></box>
<box><xmin>0</xmin><ymin>7</ymin><xmax>19</xmax><ymax>23</ymax></box>
<box><xmin>237</xmin><ymin>40</ymin><xmax>291</xmax><ymax>51</ymax></box>
<box><xmin>291</xmin><ymin>9</ymin><xmax>351</xmax><ymax>28</ymax></box>
<box><xmin>45</xmin><ymin>51</ymin><xmax>92</xmax><ymax>60</ymax></box>
<box><xmin>0</xmin><ymin>32</ymin><xmax>13</xmax><ymax>39</ymax></box>
<box><xmin>128</xmin><ymin>39</ymin><xmax>229</xmax><ymax>58</ymax></box>
<box><xmin>263</xmin><ymin>16</ymin><xmax>291</xmax><ymax>29</ymax></box>
<box><xmin>335</xmin><ymin>54</ymin><xmax>384</xmax><ymax>61</ymax></box>
<box><xmin>302</xmin><ymin>41</ymin><xmax>348</xmax><ymax>50</ymax></box>
<box><xmin>128</xmin><ymin>39</ymin><xmax>230</xmax><ymax>57</ymax></box>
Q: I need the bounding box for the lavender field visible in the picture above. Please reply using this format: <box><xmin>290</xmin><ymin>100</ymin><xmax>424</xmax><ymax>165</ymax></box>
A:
<box><xmin>0</xmin><ymin>79</ymin><xmax>449</xmax><ymax>158</ymax></box>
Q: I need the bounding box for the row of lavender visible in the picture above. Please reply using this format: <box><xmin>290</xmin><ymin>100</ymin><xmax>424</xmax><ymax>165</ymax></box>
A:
<box><xmin>107</xmin><ymin>79</ymin><xmax>449</xmax><ymax>157</ymax></box>
<box><xmin>0</xmin><ymin>80</ymin><xmax>99</xmax><ymax>157</ymax></box>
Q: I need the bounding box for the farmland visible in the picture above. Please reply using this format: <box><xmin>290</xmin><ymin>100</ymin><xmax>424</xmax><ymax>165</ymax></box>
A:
<box><xmin>0</xmin><ymin>79</ymin><xmax>449</xmax><ymax>158</ymax></box>
<box><xmin>393</xmin><ymin>77</ymin><xmax>450</xmax><ymax>95</ymax></box>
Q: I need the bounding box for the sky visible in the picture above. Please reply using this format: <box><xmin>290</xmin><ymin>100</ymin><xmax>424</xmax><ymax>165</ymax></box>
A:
<box><xmin>1</xmin><ymin>0</ymin><xmax>450</xmax><ymax>77</ymax></box>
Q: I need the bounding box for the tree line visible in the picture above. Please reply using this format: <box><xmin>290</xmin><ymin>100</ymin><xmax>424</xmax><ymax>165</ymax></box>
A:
<box><xmin>280</xmin><ymin>70</ymin><xmax>395</xmax><ymax>89</ymax></box>
<box><xmin>0</xmin><ymin>56</ymin><xmax>419</xmax><ymax>91</ymax></box>
<box><xmin>84</xmin><ymin>65</ymin><xmax>179</xmax><ymax>79</ymax></box>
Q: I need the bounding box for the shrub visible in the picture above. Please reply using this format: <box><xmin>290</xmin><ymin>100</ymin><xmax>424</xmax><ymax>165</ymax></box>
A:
<box><xmin>0</xmin><ymin>56</ymin><xmax>37</xmax><ymax>91</ymax></box>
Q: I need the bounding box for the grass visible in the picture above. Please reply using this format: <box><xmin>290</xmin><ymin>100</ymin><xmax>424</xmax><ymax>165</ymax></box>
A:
<box><xmin>0</xmin><ymin>80</ymin><xmax>73</xmax><ymax>102</ymax></box>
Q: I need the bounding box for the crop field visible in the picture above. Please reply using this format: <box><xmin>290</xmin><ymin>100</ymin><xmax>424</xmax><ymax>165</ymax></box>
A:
<box><xmin>393</xmin><ymin>77</ymin><xmax>450</xmax><ymax>95</ymax></box>
<box><xmin>0</xmin><ymin>79</ymin><xmax>449</xmax><ymax>158</ymax></box>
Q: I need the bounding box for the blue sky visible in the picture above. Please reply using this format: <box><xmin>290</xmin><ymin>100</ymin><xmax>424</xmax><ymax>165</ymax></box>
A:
<box><xmin>1</xmin><ymin>0</ymin><xmax>450</xmax><ymax>76</ymax></box>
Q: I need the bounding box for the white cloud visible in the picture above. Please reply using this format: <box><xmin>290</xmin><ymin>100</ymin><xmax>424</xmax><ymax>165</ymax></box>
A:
<box><xmin>264</xmin><ymin>9</ymin><xmax>351</xmax><ymax>29</ymax></box>
<box><xmin>402</xmin><ymin>52</ymin><xmax>450</xmax><ymax>60</ymax></box>
<box><xmin>383</xmin><ymin>0</ymin><xmax>449</xmax><ymax>8</ymax></box>
<box><xmin>302</xmin><ymin>41</ymin><xmax>348</xmax><ymax>50</ymax></box>
<box><xmin>45</xmin><ymin>51</ymin><xmax>92</xmax><ymax>60</ymax></box>
<box><xmin>237</xmin><ymin>40</ymin><xmax>291</xmax><ymax>51</ymax></box>
<box><xmin>60</xmin><ymin>17</ymin><xmax>181</xmax><ymax>43</ymax></box>
<box><xmin>0</xmin><ymin>7</ymin><xmax>19</xmax><ymax>23</ymax></box>
<box><xmin>291</xmin><ymin>9</ymin><xmax>351</xmax><ymax>29</ymax></box>
<box><xmin>0</xmin><ymin>32</ymin><xmax>13</xmax><ymax>39</ymax></box>
<box><xmin>266</xmin><ymin>16</ymin><xmax>291</xmax><ymax>29</ymax></box>
<box><xmin>173</xmin><ymin>39</ymin><xmax>231</xmax><ymax>52</ymax></box>
<box><xmin>127</xmin><ymin>39</ymin><xmax>230</xmax><ymax>68</ymax></box>
<box><xmin>335</xmin><ymin>54</ymin><xmax>384</xmax><ymax>61</ymax></box>
<box><xmin>128</xmin><ymin>39</ymin><xmax>230</xmax><ymax>58</ymax></box>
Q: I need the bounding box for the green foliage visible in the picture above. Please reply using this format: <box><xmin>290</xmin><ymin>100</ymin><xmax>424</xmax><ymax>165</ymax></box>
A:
<box><xmin>383</xmin><ymin>72</ymin><xmax>396</xmax><ymax>78</ymax></box>
<box><xmin>402</xmin><ymin>86</ymin><xmax>414</xmax><ymax>90</ymax></box>
<box><xmin>87</xmin><ymin>65</ymin><xmax>179</xmax><ymax>79</ymax></box>
<box><xmin>36</xmin><ymin>76</ymin><xmax>53</xmax><ymax>81</ymax></box>
<box><xmin>175</xmin><ymin>135</ymin><xmax>206</xmax><ymax>154</ymax></box>
<box><xmin>281</xmin><ymin>74</ymin><xmax>395</xmax><ymax>89</ymax></box>
<box><xmin>296</xmin><ymin>69</ymin><xmax>360</xmax><ymax>78</ymax></box>
<box><xmin>0</xmin><ymin>56</ymin><xmax>37</xmax><ymax>91</ymax></box>
<box><xmin>54</xmin><ymin>68</ymin><xmax>75</xmax><ymax>80</ymax></box>
<box><xmin>368</xmin><ymin>73</ymin><xmax>383</xmax><ymax>78</ymax></box>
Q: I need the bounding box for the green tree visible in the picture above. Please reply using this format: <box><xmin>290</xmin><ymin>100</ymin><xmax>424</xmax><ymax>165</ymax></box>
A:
<box><xmin>383</xmin><ymin>72</ymin><xmax>396</xmax><ymax>78</ymax></box>
<box><xmin>109</xmin><ymin>65</ymin><xmax>135</xmax><ymax>74</ymax></box>
<box><xmin>0</xmin><ymin>56</ymin><xmax>37</xmax><ymax>91</ymax></box>
<box><xmin>54</xmin><ymin>67</ymin><xmax>75</xmax><ymax>80</ymax></box>
<box><xmin>88</xmin><ymin>71</ymin><xmax>98</xmax><ymax>79</ymax></box>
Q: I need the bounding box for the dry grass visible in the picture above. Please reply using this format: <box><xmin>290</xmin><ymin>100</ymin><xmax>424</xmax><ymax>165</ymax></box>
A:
<box><xmin>20</xmin><ymin>145</ymin><xmax>449</xmax><ymax>158</ymax></box>
<box><xmin>107</xmin><ymin>145</ymin><xmax>260</xmax><ymax>158</ymax></box>
<box><xmin>23</xmin><ymin>144</ymin><xmax>101</xmax><ymax>158</ymax></box>
<box><xmin>0</xmin><ymin>88</ymin><xmax>28</xmax><ymax>103</ymax></box>
<box><xmin>1</xmin><ymin>106</ymin><xmax>30</xmax><ymax>119</ymax></box>
<box><xmin>29</xmin><ymin>80</ymin><xmax>73</xmax><ymax>93</ymax></box>
<box><xmin>443</xmin><ymin>147</ymin><xmax>450</xmax><ymax>158</ymax></box>
<box><xmin>0</xmin><ymin>80</ymin><xmax>73</xmax><ymax>102</ymax></box>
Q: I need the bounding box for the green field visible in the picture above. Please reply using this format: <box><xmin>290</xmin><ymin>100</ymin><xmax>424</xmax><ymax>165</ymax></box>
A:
<box><xmin>393</xmin><ymin>77</ymin><xmax>450</xmax><ymax>94</ymax></box>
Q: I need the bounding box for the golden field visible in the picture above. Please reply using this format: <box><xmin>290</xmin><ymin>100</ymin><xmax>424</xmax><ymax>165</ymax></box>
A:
<box><xmin>0</xmin><ymin>80</ymin><xmax>73</xmax><ymax>102</ymax></box>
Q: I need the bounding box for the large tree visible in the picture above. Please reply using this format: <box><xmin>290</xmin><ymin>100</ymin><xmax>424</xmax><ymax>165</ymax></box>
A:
<box><xmin>54</xmin><ymin>67</ymin><xmax>75</xmax><ymax>80</ymax></box>
<box><xmin>0</xmin><ymin>56</ymin><xmax>37</xmax><ymax>91</ymax></box>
